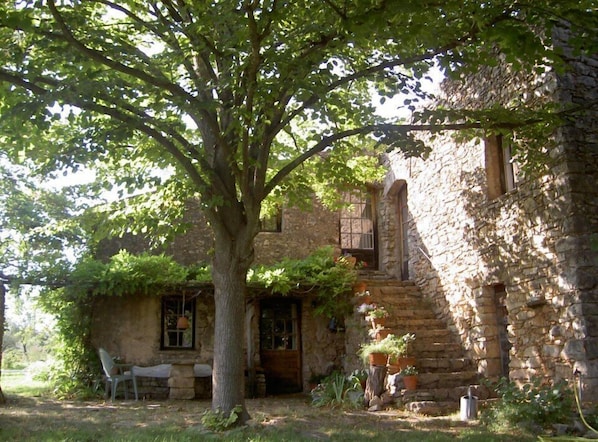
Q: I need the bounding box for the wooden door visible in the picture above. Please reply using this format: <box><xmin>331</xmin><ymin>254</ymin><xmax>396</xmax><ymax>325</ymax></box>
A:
<box><xmin>259</xmin><ymin>299</ymin><xmax>302</xmax><ymax>394</ymax></box>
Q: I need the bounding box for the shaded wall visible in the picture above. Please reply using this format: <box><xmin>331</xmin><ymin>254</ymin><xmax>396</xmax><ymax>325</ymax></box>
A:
<box><xmin>382</xmin><ymin>29</ymin><xmax>598</xmax><ymax>395</ymax></box>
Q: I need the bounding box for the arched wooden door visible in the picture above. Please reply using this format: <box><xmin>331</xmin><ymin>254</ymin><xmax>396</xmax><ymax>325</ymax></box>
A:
<box><xmin>259</xmin><ymin>298</ymin><xmax>302</xmax><ymax>394</ymax></box>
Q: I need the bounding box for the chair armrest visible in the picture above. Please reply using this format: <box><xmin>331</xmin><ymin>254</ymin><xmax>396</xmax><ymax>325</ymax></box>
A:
<box><xmin>114</xmin><ymin>363</ymin><xmax>134</xmax><ymax>375</ymax></box>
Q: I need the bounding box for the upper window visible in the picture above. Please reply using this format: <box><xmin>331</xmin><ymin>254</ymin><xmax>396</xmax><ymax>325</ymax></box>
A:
<box><xmin>485</xmin><ymin>135</ymin><xmax>520</xmax><ymax>200</ymax></box>
<box><xmin>259</xmin><ymin>207</ymin><xmax>282</xmax><ymax>232</ymax></box>
<box><xmin>340</xmin><ymin>190</ymin><xmax>377</xmax><ymax>269</ymax></box>
<box><xmin>161</xmin><ymin>295</ymin><xmax>196</xmax><ymax>350</ymax></box>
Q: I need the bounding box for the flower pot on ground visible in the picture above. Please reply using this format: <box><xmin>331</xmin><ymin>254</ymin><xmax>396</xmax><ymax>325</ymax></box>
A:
<box><xmin>403</xmin><ymin>375</ymin><xmax>418</xmax><ymax>390</ymax></box>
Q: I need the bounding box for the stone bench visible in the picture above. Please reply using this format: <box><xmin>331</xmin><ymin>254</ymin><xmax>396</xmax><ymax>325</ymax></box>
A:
<box><xmin>132</xmin><ymin>363</ymin><xmax>212</xmax><ymax>400</ymax></box>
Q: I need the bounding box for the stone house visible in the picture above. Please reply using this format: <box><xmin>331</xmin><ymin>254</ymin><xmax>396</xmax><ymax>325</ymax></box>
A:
<box><xmin>91</xmin><ymin>27</ymin><xmax>597</xmax><ymax>402</ymax></box>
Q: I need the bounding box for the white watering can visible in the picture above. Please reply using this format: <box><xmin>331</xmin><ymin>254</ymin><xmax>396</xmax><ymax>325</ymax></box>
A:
<box><xmin>460</xmin><ymin>385</ymin><xmax>478</xmax><ymax>421</ymax></box>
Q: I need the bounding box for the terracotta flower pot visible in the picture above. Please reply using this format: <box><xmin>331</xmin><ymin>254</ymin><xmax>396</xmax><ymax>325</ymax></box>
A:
<box><xmin>368</xmin><ymin>352</ymin><xmax>388</xmax><ymax>366</ymax></box>
<box><xmin>403</xmin><ymin>375</ymin><xmax>418</xmax><ymax>390</ymax></box>
<box><xmin>375</xmin><ymin>329</ymin><xmax>392</xmax><ymax>341</ymax></box>
<box><xmin>371</xmin><ymin>317</ymin><xmax>386</xmax><ymax>328</ymax></box>
<box><xmin>176</xmin><ymin>316</ymin><xmax>190</xmax><ymax>330</ymax></box>
<box><xmin>389</xmin><ymin>356</ymin><xmax>416</xmax><ymax>370</ymax></box>
<box><xmin>387</xmin><ymin>364</ymin><xmax>400</xmax><ymax>375</ymax></box>
<box><xmin>353</xmin><ymin>281</ymin><xmax>367</xmax><ymax>294</ymax></box>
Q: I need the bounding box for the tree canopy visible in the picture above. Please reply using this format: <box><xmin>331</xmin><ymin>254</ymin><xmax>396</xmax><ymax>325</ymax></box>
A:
<box><xmin>1</xmin><ymin>0</ymin><xmax>596</xmax><ymax>421</ymax></box>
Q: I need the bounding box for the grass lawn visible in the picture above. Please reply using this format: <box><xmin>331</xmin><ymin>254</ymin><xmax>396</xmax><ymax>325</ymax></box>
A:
<box><xmin>0</xmin><ymin>370</ymin><xmax>537</xmax><ymax>441</ymax></box>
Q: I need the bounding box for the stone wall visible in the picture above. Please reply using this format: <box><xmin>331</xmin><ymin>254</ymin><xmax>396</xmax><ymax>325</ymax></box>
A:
<box><xmin>381</xmin><ymin>27</ymin><xmax>598</xmax><ymax>396</ymax></box>
<box><xmin>91</xmin><ymin>289</ymin><xmax>345</xmax><ymax>396</ymax></box>
<box><xmin>99</xmin><ymin>198</ymin><xmax>339</xmax><ymax>267</ymax></box>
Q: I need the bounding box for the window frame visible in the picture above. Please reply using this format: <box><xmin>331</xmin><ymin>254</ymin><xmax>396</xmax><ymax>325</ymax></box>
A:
<box><xmin>485</xmin><ymin>134</ymin><xmax>519</xmax><ymax>200</ymax></box>
<box><xmin>161</xmin><ymin>295</ymin><xmax>196</xmax><ymax>350</ymax></box>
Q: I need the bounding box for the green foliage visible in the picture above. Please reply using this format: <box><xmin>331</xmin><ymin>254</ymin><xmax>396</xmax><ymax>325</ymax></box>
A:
<box><xmin>310</xmin><ymin>371</ymin><xmax>364</xmax><ymax>409</ymax></box>
<box><xmin>400</xmin><ymin>365</ymin><xmax>418</xmax><ymax>376</ymax></box>
<box><xmin>38</xmin><ymin>247</ymin><xmax>355</xmax><ymax>395</ymax></box>
<box><xmin>358</xmin><ymin>333</ymin><xmax>416</xmax><ymax>364</ymax></box>
<box><xmin>69</xmin><ymin>251</ymin><xmax>190</xmax><ymax>297</ymax></box>
<box><xmin>200</xmin><ymin>405</ymin><xmax>243</xmax><ymax>432</ymax></box>
<box><xmin>481</xmin><ymin>377</ymin><xmax>574</xmax><ymax>433</ymax></box>
<box><xmin>248</xmin><ymin>246</ymin><xmax>357</xmax><ymax>318</ymax></box>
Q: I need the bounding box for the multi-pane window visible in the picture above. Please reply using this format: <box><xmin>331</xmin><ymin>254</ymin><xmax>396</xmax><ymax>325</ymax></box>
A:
<box><xmin>340</xmin><ymin>191</ymin><xmax>374</xmax><ymax>249</ymax></box>
<box><xmin>260</xmin><ymin>302</ymin><xmax>298</xmax><ymax>350</ymax></box>
<box><xmin>340</xmin><ymin>190</ymin><xmax>377</xmax><ymax>268</ymax></box>
<box><xmin>161</xmin><ymin>295</ymin><xmax>195</xmax><ymax>349</ymax></box>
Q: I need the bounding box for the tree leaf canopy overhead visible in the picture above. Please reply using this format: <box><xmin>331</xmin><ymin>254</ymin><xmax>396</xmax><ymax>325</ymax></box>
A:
<box><xmin>1</xmin><ymin>1</ymin><xmax>595</xmax><ymax>236</ymax></box>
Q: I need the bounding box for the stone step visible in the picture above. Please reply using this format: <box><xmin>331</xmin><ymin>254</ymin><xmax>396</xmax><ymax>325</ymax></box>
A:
<box><xmin>417</xmin><ymin>371</ymin><xmax>480</xmax><ymax>389</ymax></box>
<box><xmin>389</xmin><ymin>328</ymin><xmax>454</xmax><ymax>342</ymax></box>
<box><xmin>389</xmin><ymin>318</ymin><xmax>447</xmax><ymax>329</ymax></box>
<box><xmin>417</xmin><ymin>357</ymin><xmax>475</xmax><ymax>373</ymax></box>
<box><xmin>412</xmin><ymin>342</ymin><xmax>465</xmax><ymax>358</ymax></box>
<box><xmin>401</xmin><ymin>383</ymin><xmax>492</xmax><ymax>403</ymax></box>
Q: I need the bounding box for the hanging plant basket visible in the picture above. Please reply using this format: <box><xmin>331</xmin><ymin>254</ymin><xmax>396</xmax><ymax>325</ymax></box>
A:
<box><xmin>177</xmin><ymin>316</ymin><xmax>190</xmax><ymax>330</ymax></box>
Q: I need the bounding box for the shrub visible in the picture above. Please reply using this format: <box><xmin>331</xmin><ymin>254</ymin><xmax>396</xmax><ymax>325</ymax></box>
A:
<box><xmin>481</xmin><ymin>377</ymin><xmax>574</xmax><ymax>433</ymax></box>
<box><xmin>201</xmin><ymin>405</ymin><xmax>243</xmax><ymax>431</ymax></box>
<box><xmin>310</xmin><ymin>371</ymin><xmax>364</xmax><ymax>409</ymax></box>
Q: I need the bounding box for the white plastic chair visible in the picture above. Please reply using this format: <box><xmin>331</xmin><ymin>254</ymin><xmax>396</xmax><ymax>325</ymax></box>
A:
<box><xmin>98</xmin><ymin>348</ymin><xmax>138</xmax><ymax>401</ymax></box>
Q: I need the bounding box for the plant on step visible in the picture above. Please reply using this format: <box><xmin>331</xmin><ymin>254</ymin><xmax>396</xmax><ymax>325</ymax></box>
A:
<box><xmin>311</xmin><ymin>371</ymin><xmax>364</xmax><ymax>409</ymax></box>
<box><xmin>480</xmin><ymin>377</ymin><xmax>574</xmax><ymax>434</ymax></box>
<box><xmin>365</xmin><ymin>304</ymin><xmax>388</xmax><ymax>321</ymax></box>
<box><xmin>358</xmin><ymin>334</ymin><xmax>396</xmax><ymax>364</ymax></box>
<box><xmin>362</xmin><ymin>333</ymin><xmax>416</xmax><ymax>360</ymax></box>
<box><xmin>399</xmin><ymin>365</ymin><xmax>418</xmax><ymax>376</ymax></box>
<box><xmin>392</xmin><ymin>332</ymin><xmax>416</xmax><ymax>358</ymax></box>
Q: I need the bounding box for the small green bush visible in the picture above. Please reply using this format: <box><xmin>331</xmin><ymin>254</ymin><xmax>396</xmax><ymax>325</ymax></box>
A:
<box><xmin>481</xmin><ymin>377</ymin><xmax>574</xmax><ymax>433</ymax></box>
<box><xmin>200</xmin><ymin>405</ymin><xmax>243</xmax><ymax>431</ymax></box>
<box><xmin>310</xmin><ymin>371</ymin><xmax>364</xmax><ymax>409</ymax></box>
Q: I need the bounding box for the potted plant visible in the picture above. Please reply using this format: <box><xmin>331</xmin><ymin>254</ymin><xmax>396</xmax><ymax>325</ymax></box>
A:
<box><xmin>354</xmin><ymin>288</ymin><xmax>371</xmax><ymax>304</ymax></box>
<box><xmin>365</xmin><ymin>305</ymin><xmax>388</xmax><ymax>327</ymax></box>
<box><xmin>358</xmin><ymin>339</ymin><xmax>392</xmax><ymax>366</ymax></box>
<box><xmin>387</xmin><ymin>333</ymin><xmax>416</xmax><ymax>369</ymax></box>
<box><xmin>400</xmin><ymin>365</ymin><xmax>418</xmax><ymax>390</ymax></box>
<box><xmin>353</xmin><ymin>281</ymin><xmax>368</xmax><ymax>295</ymax></box>
<box><xmin>368</xmin><ymin>324</ymin><xmax>392</xmax><ymax>341</ymax></box>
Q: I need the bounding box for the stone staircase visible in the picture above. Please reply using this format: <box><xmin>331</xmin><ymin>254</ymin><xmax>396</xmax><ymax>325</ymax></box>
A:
<box><xmin>359</xmin><ymin>276</ymin><xmax>489</xmax><ymax>414</ymax></box>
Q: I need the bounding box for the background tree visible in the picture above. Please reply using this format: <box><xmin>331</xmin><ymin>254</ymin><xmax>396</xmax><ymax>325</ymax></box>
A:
<box><xmin>0</xmin><ymin>157</ymin><xmax>87</xmax><ymax>403</ymax></box>
<box><xmin>0</xmin><ymin>0</ymin><xmax>595</xmax><ymax>421</ymax></box>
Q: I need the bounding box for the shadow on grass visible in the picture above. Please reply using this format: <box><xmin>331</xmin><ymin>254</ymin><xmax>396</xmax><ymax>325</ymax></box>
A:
<box><xmin>0</xmin><ymin>393</ymin><xmax>536</xmax><ymax>442</ymax></box>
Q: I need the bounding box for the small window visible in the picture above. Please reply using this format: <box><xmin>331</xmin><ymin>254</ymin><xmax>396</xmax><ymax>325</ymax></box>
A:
<box><xmin>161</xmin><ymin>295</ymin><xmax>196</xmax><ymax>349</ymax></box>
<box><xmin>485</xmin><ymin>135</ymin><xmax>520</xmax><ymax>200</ymax></box>
<box><xmin>259</xmin><ymin>207</ymin><xmax>282</xmax><ymax>232</ymax></box>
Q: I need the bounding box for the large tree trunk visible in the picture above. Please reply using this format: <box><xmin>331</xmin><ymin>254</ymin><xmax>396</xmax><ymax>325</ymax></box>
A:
<box><xmin>0</xmin><ymin>283</ymin><xmax>7</xmax><ymax>404</ymax></box>
<box><xmin>210</xmin><ymin>223</ymin><xmax>255</xmax><ymax>424</ymax></box>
